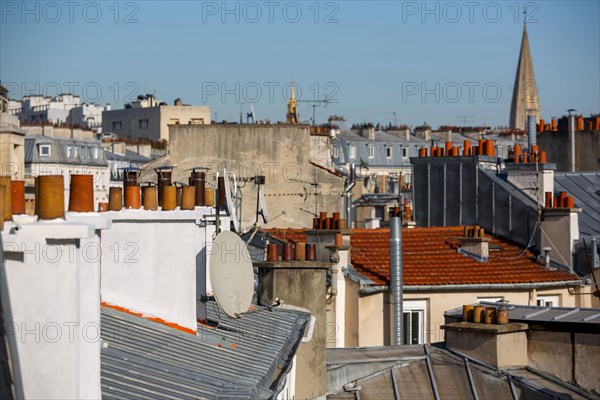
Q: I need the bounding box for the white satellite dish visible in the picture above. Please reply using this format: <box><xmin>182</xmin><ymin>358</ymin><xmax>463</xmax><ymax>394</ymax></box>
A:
<box><xmin>210</xmin><ymin>231</ymin><xmax>254</xmax><ymax>318</ymax></box>
<box><xmin>223</xmin><ymin>170</ymin><xmax>240</xmax><ymax>232</ymax></box>
<box><xmin>258</xmin><ymin>188</ymin><xmax>269</xmax><ymax>223</ymax></box>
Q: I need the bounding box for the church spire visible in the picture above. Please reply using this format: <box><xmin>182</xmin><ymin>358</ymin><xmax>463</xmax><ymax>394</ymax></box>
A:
<box><xmin>509</xmin><ymin>10</ymin><xmax>541</xmax><ymax>131</ymax></box>
<box><xmin>286</xmin><ymin>81</ymin><xmax>299</xmax><ymax>124</ymax></box>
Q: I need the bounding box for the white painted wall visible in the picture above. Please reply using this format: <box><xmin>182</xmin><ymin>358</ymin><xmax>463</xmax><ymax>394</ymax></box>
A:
<box><xmin>1</xmin><ymin>218</ymin><xmax>103</xmax><ymax>399</ymax></box>
<box><xmin>99</xmin><ymin>208</ymin><xmax>227</xmax><ymax>332</ymax></box>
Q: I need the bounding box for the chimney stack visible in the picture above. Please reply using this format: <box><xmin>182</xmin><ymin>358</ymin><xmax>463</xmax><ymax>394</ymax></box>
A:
<box><xmin>459</xmin><ymin>226</ymin><xmax>490</xmax><ymax>262</ymax></box>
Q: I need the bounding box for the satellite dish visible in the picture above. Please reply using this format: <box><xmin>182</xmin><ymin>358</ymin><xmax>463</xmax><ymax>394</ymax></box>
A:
<box><xmin>223</xmin><ymin>170</ymin><xmax>240</xmax><ymax>232</ymax></box>
<box><xmin>258</xmin><ymin>188</ymin><xmax>269</xmax><ymax>223</ymax></box>
<box><xmin>210</xmin><ymin>231</ymin><xmax>254</xmax><ymax>318</ymax></box>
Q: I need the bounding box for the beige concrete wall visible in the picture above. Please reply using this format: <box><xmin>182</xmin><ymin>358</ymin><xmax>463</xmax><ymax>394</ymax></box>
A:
<box><xmin>574</xmin><ymin>333</ymin><xmax>600</xmax><ymax>393</ymax></box>
<box><xmin>159</xmin><ymin>106</ymin><xmax>211</xmax><ymax>140</ymax></box>
<box><xmin>358</xmin><ymin>292</ymin><xmax>385</xmax><ymax>347</ymax></box>
<box><xmin>146</xmin><ymin>124</ymin><xmax>344</xmax><ymax>229</ymax></box>
<box><xmin>528</xmin><ymin>331</ymin><xmax>573</xmax><ymax>385</ymax></box>
<box><xmin>345</xmin><ymin>279</ymin><xmax>360</xmax><ymax>347</ymax></box>
<box><xmin>528</xmin><ymin>330</ymin><xmax>600</xmax><ymax>394</ymax></box>
<box><xmin>445</xmin><ymin>328</ymin><xmax>528</xmax><ymax>368</ymax></box>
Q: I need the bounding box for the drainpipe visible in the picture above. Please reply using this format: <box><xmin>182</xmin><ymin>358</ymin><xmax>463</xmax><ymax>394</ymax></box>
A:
<box><xmin>390</xmin><ymin>214</ymin><xmax>403</xmax><ymax>346</ymax></box>
<box><xmin>527</xmin><ymin>114</ymin><xmax>536</xmax><ymax>150</ymax></box>
<box><xmin>344</xmin><ymin>164</ymin><xmax>356</xmax><ymax>228</ymax></box>
<box><xmin>568</xmin><ymin>109</ymin><xmax>576</xmax><ymax>172</ymax></box>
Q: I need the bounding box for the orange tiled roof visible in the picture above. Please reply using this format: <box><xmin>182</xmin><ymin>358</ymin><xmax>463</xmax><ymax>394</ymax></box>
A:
<box><xmin>266</xmin><ymin>227</ymin><xmax>580</xmax><ymax>286</ymax></box>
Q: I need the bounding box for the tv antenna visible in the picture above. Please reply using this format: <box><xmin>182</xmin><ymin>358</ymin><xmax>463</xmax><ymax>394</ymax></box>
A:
<box><xmin>297</xmin><ymin>98</ymin><xmax>333</xmax><ymax>126</ymax></box>
<box><xmin>210</xmin><ymin>231</ymin><xmax>254</xmax><ymax>318</ymax></box>
<box><xmin>385</xmin><ymin>111</ymin><xmax>398</xmax><ymax>125</ymax></box>
<box><xmin>455</xmin><ymin>115</ymin><xmax>474</xmax><ymax>127</ymax></box>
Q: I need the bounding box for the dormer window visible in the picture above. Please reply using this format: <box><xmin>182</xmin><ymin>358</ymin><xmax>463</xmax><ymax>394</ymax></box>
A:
<box><xmin>349</xmin><ymin>144</ymin><xmax>356</xmax><ymax>159</ymax></box>
<box><xmin>333</xmin><ymin>146</ymin><xmax>339</xmax><ymax>158</ymax></box>
<box><xmin>38</xmin><ymin>144</ymin><xmax>51</xmax><ymax>157</ymax></box>
<box><xmin>67</xmin><ymin>146</ymin><xmax>72</xmax><ymax>158</ymax></box>
<box><xmin>368</xmin><ymin>145</ymin><xmax>375</xmax><ymax>159</ymax></box>
<box><xmin>386</xmin><ymin>147</ymin><xmax>392</xmax><ymax>158</ymax></box>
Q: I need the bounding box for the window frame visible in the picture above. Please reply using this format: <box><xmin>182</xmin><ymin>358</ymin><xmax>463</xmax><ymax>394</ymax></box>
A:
<box><xmin>368</xmin><ymin>145</ymin><xmax>375</xmax><ymax>159</ymax></box>
<box><xmin>348</xmin><ymin>144</ymin><xmax>356</xmax><ymax>159</ymax></box>
<box><xmin>139</xmin><ymin>119</ymin><xmax>149</xmax><ymax>129</ymax></box>
<box><xmin>402</xmin><ymin>300</ymin><xmax>427</xmax><ymax>345</ymax></box>
<box><xmin>537</xmin><ymin>295</ymin><xmax>560</xmax><ymax>307</ymax></box>
<box><xmin>38</xmin><ymin>144</ymin><xmax>51</xmax><ymax>158</ymax></box>
<box><xmin>386</xmin><ymin>146</ymin><xmax>392</xmax><ymax>158</ymax></box>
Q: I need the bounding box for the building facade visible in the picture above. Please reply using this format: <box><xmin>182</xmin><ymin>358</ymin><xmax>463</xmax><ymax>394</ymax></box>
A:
<box><xmin>102</xmin><ymin>95</ymin><xmax>211</xmax><ymax>142</ymax></box>
<box><xmin>10</xmin><ymin>94</ymin><xmax>81</xmax><ymax>125</ymax></box>
<box><xmin>25</xmin><ymin>134</ymin><xmax>109</xmax><ymax>209</ymax></box>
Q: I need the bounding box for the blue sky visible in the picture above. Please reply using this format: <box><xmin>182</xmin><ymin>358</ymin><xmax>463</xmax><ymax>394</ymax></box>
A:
<box><xmin>1</xmin><ymin>1</ymin><xmax>598</xmax><ymax>128</ymax></box>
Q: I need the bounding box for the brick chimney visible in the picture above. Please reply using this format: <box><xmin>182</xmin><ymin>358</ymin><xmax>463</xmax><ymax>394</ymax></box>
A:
<box><xmin>459</xmin><ymin>226</ymin><xmax>490</xmax><ymax>262</ymax></box>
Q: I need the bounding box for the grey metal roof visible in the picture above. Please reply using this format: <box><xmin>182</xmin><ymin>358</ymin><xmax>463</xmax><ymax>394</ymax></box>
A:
<box><xmin>100</xmin><ymin>303</ymin><xmax>310</xmax><ymax>399</ymax></box>
<box><xmin>445</xmin><ymin>302</ymin><xmax>600</xmax><ymax>325</ymax></box>
<box><xmin>105</xmin><ymin>149</ymin><xmax>152</xmax><ymax>164</ymax></box>
<box><xmin>327</xmin><ymin>345</ymin><xmax>592</xmax><ymax>400</ymax></box>
<box><xmin>24</xmin><ymin>134</ymin><xmax>107</xmax><ymax>166</ymax></box>
<box><xmin>554</xmin><ymin>172</ymin><xmax>600</xmax><ymax>239</ymax></box>
<box><xmin>333</xmin><ymin>131</ymin><xmax>423</xmax><ymax>168</ymax></box>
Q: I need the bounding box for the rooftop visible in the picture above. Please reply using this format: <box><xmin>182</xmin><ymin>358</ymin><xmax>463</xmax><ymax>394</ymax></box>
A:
<box><xmin>327</xmin><ymin>345</ymin><xmax>592</xmax><ymax>400</ymax></box>
<box><xmin>554</xmin><ymin>172</ymin><xmax>600</xmax><ymax>240</ymax></box>
<box><xmin>445</xmin><ymin>302</ymin><xmax>600</xmax><ymax>325</ymax></box>
<box><xmin>267</xmin><ymin>227</ymin><xmax>581</xmax><ymax>287</ymax></box>
<box><xmin>101</xmin><ymin>303</ymin><xmax>310</xmax><ymax>399</ymax></box>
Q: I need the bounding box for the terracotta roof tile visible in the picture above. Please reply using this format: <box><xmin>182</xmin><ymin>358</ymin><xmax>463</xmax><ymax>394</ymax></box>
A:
<box><xmin>266</xmin><ymin>227</ymin><xmax>580</xmax><ymax>287</ymax></box>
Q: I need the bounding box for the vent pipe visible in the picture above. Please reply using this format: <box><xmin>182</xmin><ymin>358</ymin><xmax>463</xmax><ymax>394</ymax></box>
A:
<box><xmin>389</xmin><ymin>214</ymin><xmax>403</xmax><ymax>346</ymax></box>
<box><xmin>568</xmin><ymin>111</ymin><xmax>576</xmax><ymax>172</ymax></box>
<box><xmin>527</xmin><ymin>114</ymin><xmax>536</xmax><ymax>150</ymax></box>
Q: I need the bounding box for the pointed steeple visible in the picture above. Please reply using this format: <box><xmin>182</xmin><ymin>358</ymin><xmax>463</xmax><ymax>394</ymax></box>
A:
<box><xmin>286</xmin><ymin>81</ymin><xmax>299</xmax><ymax>124</ymax></box>
<box><xmin>509</xmin><ymin>17</ymin><xmax>541</xmax><ymax>130</ymax></box>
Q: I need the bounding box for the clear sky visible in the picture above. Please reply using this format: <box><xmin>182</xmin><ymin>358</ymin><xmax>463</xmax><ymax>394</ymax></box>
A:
<box><xmin>1</xmin><ymin>1</ymin><xmax>598</xmax><ymax>128</ymax></box>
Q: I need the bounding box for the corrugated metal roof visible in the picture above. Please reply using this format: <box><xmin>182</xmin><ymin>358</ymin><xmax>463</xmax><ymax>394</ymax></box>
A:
<box><xmin>100</xmin><ymin>303</ymin><xmax>310</xmax><ymax>399</ymax></box>
<box><xmin>327</xmin><ymin>345</ymin><xmax>593</xmax><ymax>400</ymax></box>
<box><xmin>25</xmin><ymin>134</ymin><xmax>107</xmax><ymax>166</ymax></box>
<box><xmin>445</xmin><ymin>302</ymin><xmax>600</xmax><ymax>325</ymax></box>
<box><xmin>554</xmin><ymin>172</ymin><xmax>600</xmax><ymax>239</ymax></box>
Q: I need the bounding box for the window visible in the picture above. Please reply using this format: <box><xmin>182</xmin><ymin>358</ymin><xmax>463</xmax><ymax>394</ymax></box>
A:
<box><xmin>386</xmin><ymin>147</ymin><xmax>392</xmax><ymax>158</ymax></box>
<box><xmin>92</xmin><ymin>147</ymin><xmax>99</xmax><ymax>159</ymax></box>
<box><xmin>478</xmin><ymin>297</ymin><xmax>504</xmax><ymax>304</ymax></box>
<box><xmin>73</xmin><ymin>146</ymin><xmax>79</xmax><ymax>158</ymax></box>
<box><xmin>112</xmin><ymin>121</ymin><xmax>122</xmax><ymax>130</ymax></box>
<box><xmin>333</xmin><ymin>146</ymin><xmax>339</xmax><ymax>158</ymax></box>
<box><xmin>349</xmin><ymin>144</ymin><xmax>356</xmax><ymax>159</ymax></box>
<box><xmin>38</xmin><ymin>144</ymin><xmax>51</xmax><ymax>157</ymax></box>
<box><xmin>190</xmin><ymin>118</ymin><xmax>204</xmax><ymax>124</ymax></box>
<box><xmin>537</xmin><ymin>295</ymin><xmax>559</xmax><ymax>307</ymax></box>
<box><xmin>139</xmin><ymin>119</ymin><xmax>149</xmax><ymax>129</ymax></box>
<box><xmin>368</xmin><ymin>145</ymin><xmax>375</xmax><ymax>159</ymax></box>
<box><xmin>67</xmin><ymin>146</ymin><xmax>72</xmax><ymax>158</ymax></box>
<box><xmin>403</xmin><ymin>300</ymin><xmax>427</xmax><ymax>345</ymax></box>
<box><xmin>402</xmin><ymin>147</ymin><xmax>408</xmax><ymax>158</ymax></box>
